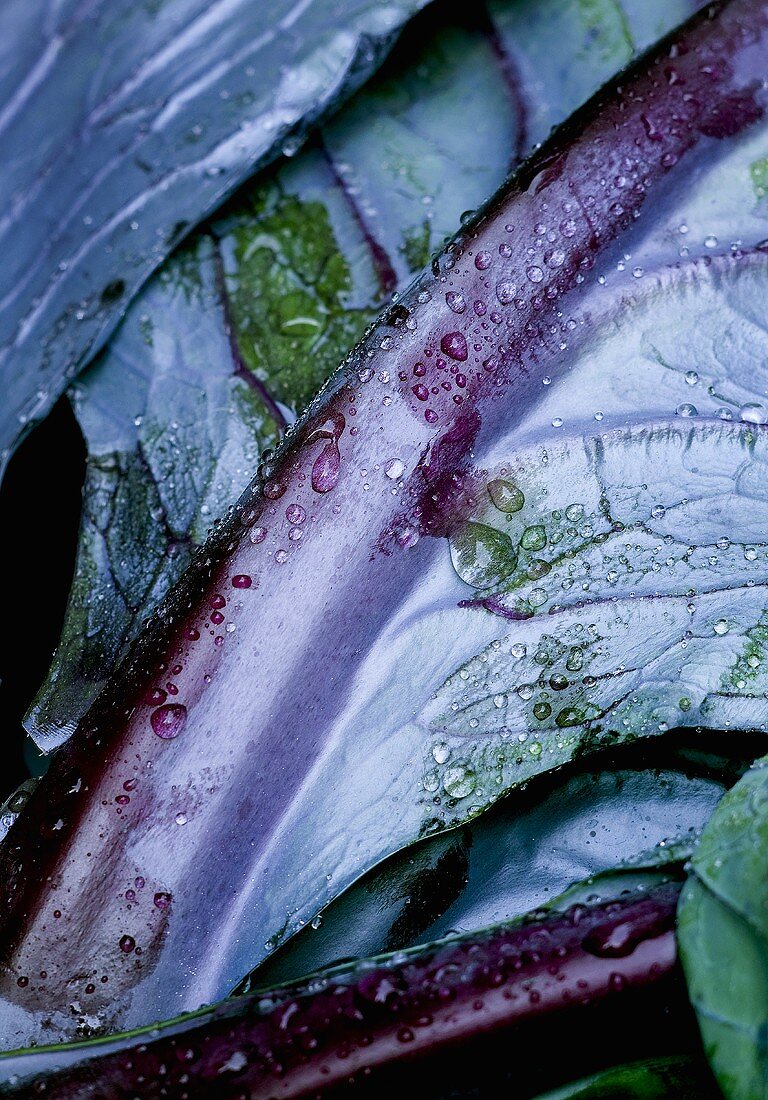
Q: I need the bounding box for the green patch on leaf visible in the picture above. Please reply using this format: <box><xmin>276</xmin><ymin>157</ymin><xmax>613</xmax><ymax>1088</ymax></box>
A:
<box><xmin>533</xmin><ymin>1056</ymin><xmax>712</xmax><ymax>1100</ymax></box>
<box><xmin>750</xmin><ymin>156</ymin><xmax>768</xmax><ymax>201</ymax></box>
<box><xmin>400</xmin><ymin>221</ymin><xmax>433</xmax><ymax>272</ymax></box>
<box><xmin>576</xmin><ymin>0</ymin><xmax>634</xmax><ymax>62</ymax></box>
<box><xmin>224</xmin><ymin>185</ymin><xmax>374</xmax><ymax>415</ymax></box>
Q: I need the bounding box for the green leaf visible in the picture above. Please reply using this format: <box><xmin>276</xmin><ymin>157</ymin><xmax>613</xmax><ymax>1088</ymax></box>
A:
<box><xmin>531</xmin><ymin>1056</ymin><xmax>713</xmax><ymax>1100</ymax></box>
<box><xmin>0</xmin><ymin>0</ymin><xmax>431</xmax><ymax>471</ymax></box>
<box><xmin>28</xmin><ymin>0</ymin><xmax>705</xmax><ymax>746</ymax></box>
<box><xmin>678</xmin><ymin>755</ymin><xmax>768</xmax><ymax>1100</ymax></box>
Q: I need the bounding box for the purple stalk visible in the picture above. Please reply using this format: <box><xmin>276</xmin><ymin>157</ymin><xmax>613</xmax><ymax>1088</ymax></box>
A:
<box><xmin>0</xmin><ymin>884</ymin><xmax>681</xmax><ymax>1098</ymax></box>
<box><xmin>0</xmin><ymin>0</ymin><xmax>764</xmax><ymax>1047</ymax></box>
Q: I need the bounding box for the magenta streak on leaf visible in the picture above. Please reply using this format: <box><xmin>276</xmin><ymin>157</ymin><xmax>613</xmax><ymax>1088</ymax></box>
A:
<box><xmin>0</xmin><ymin>0</ymin><xmax>764</xmax><ymax>1048</ymax></box>
<box><xmin>318</xmin><ymin>136</ymin><xmax>399</xmax><ymax>298</ymax></box>
<box><xmin>0</xmin><ymin>885</ymin><xmax>681</xmax><ymax>1098</ymax></box>
<box><xmin>210</xmin><ymin>234</ymin><xmax>290</xmax><ymax>433</ymax></box>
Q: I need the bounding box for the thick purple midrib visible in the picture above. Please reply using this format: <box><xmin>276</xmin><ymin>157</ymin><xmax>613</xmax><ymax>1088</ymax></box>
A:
<box><xmin>0</xmin><ymin>0</ymin><xmax>765</xmax><ymax>1044</ymax></box>
<box><xmin>0</xmin><ymin>883</ymin><xmax>682</xmax><ymax>1097</ymax></box>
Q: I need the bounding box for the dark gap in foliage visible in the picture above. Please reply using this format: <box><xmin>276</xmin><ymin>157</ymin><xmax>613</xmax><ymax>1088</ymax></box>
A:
<box><xmin>0</xmin><ymin>399</ymin><xmax>85</xmax><ymax>799</ymax></box>
<box><xmin>322</xmin><ymin>971</ymin><xmax>720</xmax><ymax>1098</ymax></box>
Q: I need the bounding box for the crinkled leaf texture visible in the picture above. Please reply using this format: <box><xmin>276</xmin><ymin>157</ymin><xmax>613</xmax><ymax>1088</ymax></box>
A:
<box><xmin>0</xmin><ymin>0</ymin><xmax>429</xmax><ymax>470</ymax></box>
<box><xmin>678</xmin><ymin>754</ymin><xmax>768</xmax><ymax>1100</ymax></box>
<box><xmin>27</xmin><ymin>0</ymin><xmax>700</xmax><ymax>746</ymax></box>
<box><xmin>0</xmin><ymin>0</ymin><xmax>766</xmax><ymax>1051</ymax></box>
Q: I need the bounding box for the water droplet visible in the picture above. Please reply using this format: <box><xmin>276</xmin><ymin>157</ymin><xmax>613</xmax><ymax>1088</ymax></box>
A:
<box><xmin>496</xmin><ymin>281</ymin><xmax>517</xmax><ymax>305</ymax></box>
<box><xmin>713</xmin><ymin>619</ymin><xmax>729</xmax><ymax>635</ymax></box>
<box><xmin>433</xmin><ymin>742</ymin><xmax>451</xmax><ymax>764</ymax></box>
<box><xmin>533</xmin><ymin>701</ymin><xmax>551</xmax><ymax>721</ymax></box>
<box><xmin>250</xmin><ymin>526</ymin><xmax>268</xmax><ymax>544</ymax></box>
<box><xmin>527</xmin><ymin>266</ymin><xmax>544</xmax><ymax>283</ymax></box>
<box><xmin>274</xmin><ymin>549</ymin><xmax>289</xmax><ymax>564</ymax></box>
<box><xmin>440</xmin><ymin>331</ymin><xmax>468</xmax><ymax>361</ymax></box>
<box><xmin>311</xmin><ymin>441</ymin><xmax>341</xmax><ymax>493</ymax></box>
<box><xmin>487</xmin><ymin>479</ymin><xmax>524</xmax><ymax>513</ymax></box>
<box><xmin>385</xmin><ymin>459</ymin><xmax>404</xmax><ymax>480</ymax></box>
<box><xmin>493</xmin><ymin>693</ymin><xmax>507</xmax><ymax>709</ymax></box>
<box><xmin>175</xmin><ymin>812</ymin><xmax>188</xmax><ymax>826</ymax></box>
<box><xmin>286</xmin><ymin>504</ymin><xmax>306</xmax><ymax>525</ymax></box>
<box><xmin>520</xmin><ymin>525</ymin><xmax>547</xmax><ymax>552</ymax></box>
<box><xmin>154</xmin><ymin>892</ymin><xmax>171</xmax><ymax>910</ymax></box>
<box><xmin>119</xmin><ymin>935</ymin><xmax>135</xmax><ymax>953</ymax></box>
<box><xmin>451</xmin><ymin>522</ymin><xmax>517</xmax><ymax>588</ymax></box>
<box><xmin>445</xmin><ymin>292</ymin><xmax>466</xmax><ymax>314</ymax></box>
<box><xmin>684</xmin><ymin>370</ymin><xmax>699</xmax><ymax>386</ymax></box>
<box><xmin>651</xmin><ymin>504</ymin><xmax>666</xmax><ymax>519</ymax></box>
<box><xmin>676</xmin><ymin>403</ymin><xmax>697</xmax><ymax>418</ymax></box>
<box><xmin>745</xmin><ymin>547</ymin><xmax>758</xmax><ymax>561</ymax></box>
<box><xmin>704</xmin><ymin>234</ymin><xmax>718</xmax><ymax>248</ymax></box>
<box><xmin>311</xmin><ymin>914</ymin><xmax>323</xmax><ymax>930</ymax></box>
<box><xmin>443</xmin><ymin>764</ymin><xmax>476</xmax><ymax>799</ymax></box>
<box><xmin>566</xmin><ymin>647</ymin><xmax>583</xmax><ymax>672</ymax></box>
<box><xmin>231</xmin><ymin>574</ymin><xmax>252</xmax><ymax>589</ymax></box>
<box><xmin>475</xmin><ymin>251</ymin><xmax>492</xmax><ymax>270</ymax></box>
<box><xmin>739</xmin><ymin>403</ymin><xmax>767</xmax><ymax>425</ymax></box>
<box><xmin>716</xmin><ymin>407</ymin><xmax>734</xmax><ymax>421</ymax></box>
<box><xmin>151</xmin><ymin>704</ymin><xmax>187</xmax><ymax>740</ymax></box>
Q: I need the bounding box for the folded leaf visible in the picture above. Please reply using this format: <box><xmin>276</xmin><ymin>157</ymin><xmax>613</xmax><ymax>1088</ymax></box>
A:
<box><xmin>0</xmin><ymin>883</ymin><xmax>681</xmax><ymax>1098</ymax></box>
<box><xmin>253</xmin><ymin>739</ymin><xmax>736</xmax><ymax>987</ymax></box>
<box><xmin>27</xmin><ymin>0</ymin><xmax>702</xmax><ymax>745</ymax></box>
<box><xmin>0</xmin><ymin>0</ymin><xmax>765</xmax><ymax>1049</ymax></box>
<box><xmin>678</xmin><ymin>754</ymin><xmax>768</xmax><ymax>1100</ymax></box>
<box><xmin>0</xmin><ymin>0</ymin><xmax>429</xmax><ymax>472</ymax></box>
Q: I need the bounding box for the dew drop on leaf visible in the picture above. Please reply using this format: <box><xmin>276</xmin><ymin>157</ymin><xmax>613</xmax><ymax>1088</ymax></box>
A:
<box><xmin>151</xmin><ymin>704</ymin><xmax>187</xmax><ymax>740</ymax></box>
<box><xmin>450</xmin><ymin>522</ymin><xmax>517</xmax><ymax>588</ymax></box>
<box><xmin>487</xmin><ymin>479</ymin><xmax>524</xmax><ymax>513</ymax></box>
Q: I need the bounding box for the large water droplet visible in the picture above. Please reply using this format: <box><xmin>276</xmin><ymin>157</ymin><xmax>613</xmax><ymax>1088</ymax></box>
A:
<box><xmin>739</xmin><ymin>403</ymin><xmax>767</xmax><ymax>425</ymax></box>
<box><xmin>487</xmin><ymin>479</ymin><xmax>524</xmax><ymax>513</ymax></box>
<box><xmin>440</xmin><ymin>331</ymin><xmax>468</xmax><ymax>361</ymax></box>
<box><xmin>443</xmin><ymin>764</ymin><xmax>476</xmax><ymax>799</ymax></box>
<box><xmin>151</xmin><ymin>704</ymin><xmax>187</xmax><ymax>740</ymax></box>
<box><xmin>520</xmin><ymin>525</ymin><xmax>547</xmax><ymax>552</ymax></box>
<box><xmin>311</xmin><ymin>441</ymin><xmax>341</xmax><ymax>493</ymax></box>
<box><xmin>451</xmin><ymin>522</ymin><xmax>517</xmax><ymax>588</ymax></box>
<box><xmin>385</xmin><ymin>459</ymin><xmax>404</xmax><ymax>480</ymax></box>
